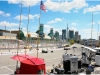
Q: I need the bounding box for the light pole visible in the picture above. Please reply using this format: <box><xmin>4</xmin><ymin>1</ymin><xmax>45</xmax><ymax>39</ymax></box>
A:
<box><xmin>91</xmin><ymin>12</ymin><xmax>93</xmax><ymax>48</ymax></box>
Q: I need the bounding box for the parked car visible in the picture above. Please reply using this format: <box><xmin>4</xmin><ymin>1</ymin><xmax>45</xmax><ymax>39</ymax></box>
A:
<box><xmin>42</xmin><ymin>50</ymin><xmax>48</xmax><ymax>53</ymax></box>
<box><xmin>72</xmin><ymin>46</ymin><xmax>77</xmax><ymax>48</ymax></box>
<box><xmin>64</xmin><ymin>47</ymin><xmax>70</xmax><ymax>50</ymax></box>
<box><xmin>64</xmin><ymin>44</ymin><xmax>69</xmax><ymax>47</ymax></box>
<box><xmin>24</xmin><ymin>46</ymin><xmax>32</xmax><ymax>49</ymax></box>
<box><xmin>58</xmin><ymin>45</ymin><xmax>63</xmax><ymax>48</ymax></box>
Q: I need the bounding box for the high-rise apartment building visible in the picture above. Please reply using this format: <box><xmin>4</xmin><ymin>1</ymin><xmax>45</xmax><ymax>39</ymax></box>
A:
<box><xmin>69</xmin><ymin>30</ymin><xmax>74</xmax><ymax>39</ymax></box>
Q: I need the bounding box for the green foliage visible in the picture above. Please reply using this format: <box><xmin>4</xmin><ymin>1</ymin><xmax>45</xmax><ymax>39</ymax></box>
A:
<box><xmin>65</xmin><ymin>44</ymin><xmax>69</xmax><ymax>47</ymax></box>
<box><xmin>0</xmin><ymin>39</ymin><xmax>1</xmax><ymax>43</ymax></box>
<box><xmin>77</xmin><ymin>40</ymin><xmax>79</xmax><ymax>43</ymax></box>
<box><xmin>69</xmin><ymin>39</ymin><xmax>75</xmax><ymax>45</ymax></box>
<box><xmin>74</xmin><ymin>40</ymin><xmax>76</xmax><ymax>43</ymax></box>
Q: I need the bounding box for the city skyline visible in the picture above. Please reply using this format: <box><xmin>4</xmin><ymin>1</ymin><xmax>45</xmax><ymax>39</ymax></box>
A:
<box><xmin>0</xmin><ymin>0</ymin><xmax>100</xmax><ymax>39</ymax></box>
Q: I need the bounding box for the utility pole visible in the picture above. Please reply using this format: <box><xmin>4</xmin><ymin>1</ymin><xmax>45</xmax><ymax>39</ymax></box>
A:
<box><xmin>67</xmin><ymin>22</ymin><xmax>69</xmax><ymax>42</ymax></box>
<box><xmin>5</xmin><ymin>25</ymin><xmax>6</xmax><ymax>30</ymax></box>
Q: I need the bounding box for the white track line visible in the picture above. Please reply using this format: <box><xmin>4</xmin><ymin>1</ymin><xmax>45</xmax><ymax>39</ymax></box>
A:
<box><xmin>45</xmin><ymin>57</ymin><xmax>61</xmax><ymax>61</ymax></box>
<box><xmin>0</xmin><ymin>66</ymin><xmax>14</xmax><ymax>72</ymax></box>
<box><xmin>0</xmin><ymin>64</ymin><xmax>16</xmax><ymax>67</ymax></box>
<box><xmin>3</xmin><ymin>66</ymin><xmax>14</xmax><ymax>72</ymax></box>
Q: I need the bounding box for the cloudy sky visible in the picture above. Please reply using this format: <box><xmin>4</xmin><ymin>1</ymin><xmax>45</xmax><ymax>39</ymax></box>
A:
<box><xmin>0</xmin><ymin>0</ymin><xmax>100</xmax><ymax>39</ymax></box>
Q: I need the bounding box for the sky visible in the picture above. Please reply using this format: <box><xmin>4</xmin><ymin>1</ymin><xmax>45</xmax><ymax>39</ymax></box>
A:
<box><xmin>0</xmin><ymin>0</ymin><xmax>100</xmax><ymax>39</ymax></box>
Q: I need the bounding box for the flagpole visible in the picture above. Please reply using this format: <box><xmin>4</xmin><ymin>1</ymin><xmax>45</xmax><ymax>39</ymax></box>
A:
<box><xmin>66</xmin><ymin>22</ymin><xmax>68</xmax><ymax>53</ymax></box>
<box><xmin>97</xmin><ymin>23</ymin><xmax>99</xmax><ymax>40</ymax></box>
<box><xmin>91</xmin><ymin>12</ymin><xmax>93</xmax><ymax>47</ymax></box>
<box><xmin>17</xmin><ymin>3</ymin><xmax>22</xmax><ymax>56</ymax></box>
<box><xmin>37</xmin><ymin>2</ymin><xmax>41</xmax><ymax>58</ymax></box>
<box><xmin>16</xmin><ymin>3</ymin><xmax>22</xmax><ymax>69</ymax></box>
<box><xmin>36</xmin><ymin>0</ymin><xmax>46</xmax><ymax>57</ymax></box>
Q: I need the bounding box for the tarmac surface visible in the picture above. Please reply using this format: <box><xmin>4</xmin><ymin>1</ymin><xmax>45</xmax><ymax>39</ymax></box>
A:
<box><xmin>0</xmin><ymin>43</ymin><xmax>83</xmax><ymax>74</ymax></box>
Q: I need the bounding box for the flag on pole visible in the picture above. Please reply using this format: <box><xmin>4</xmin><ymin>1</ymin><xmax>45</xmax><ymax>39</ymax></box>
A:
<box><xmin>40</xmin><ymin>0</ymin><xmax>46</xmax><ymax>12</ymax></box>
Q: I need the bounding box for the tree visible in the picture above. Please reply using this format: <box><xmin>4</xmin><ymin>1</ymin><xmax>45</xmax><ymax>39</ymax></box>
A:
<box><xmin>69</xmin><ymin>39</ymin><xmax>75</xmax><ymax>45</ymax></box>
<box><xmin>77</xmin><ymin>40</ymin><xmax>79</xmax><ymax>43</ymax></box>
<box><xmin>74</xmin><ymin>40</ymin><xmax>77</xmax><ymax>43</ymax></box>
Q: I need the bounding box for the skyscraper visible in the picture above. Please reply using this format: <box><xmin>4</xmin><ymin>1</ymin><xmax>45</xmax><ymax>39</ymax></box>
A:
<box><xmin>48</xmin><ymin>28</ymin><xmax>54</xmax><ymax>39</ymax></box>
<box><xmin>36</xmin><ymin>23</ymin><xmax>44</xmax><ymax>35</ymax></box>
<box><xmin>75</xmin><ymin>31</ymin><xmax>79</xmax><ymax>41</ymax></box>
<box><xmin>79</xmin><ymin>35</ymin><xmax>81</xmax><ymax>41</ymax></box>
<box><xmin>69</xmin><ymin>30</ymin><xmax>74</xmax><ymax>39</ymax></box>
<box><xmin>40</xmin><ymin>24</ymin><xmax>44</xmax><ymax>34</ymax></box>
<box><xmin>62</xmin><ymin>29</ymin><xmax>66</xmax><ymax>40</ymax></box>
<box><xmin>54</xmin><ymin>31</ymin><xmax>59</xmax><ymax>40</ymax></box>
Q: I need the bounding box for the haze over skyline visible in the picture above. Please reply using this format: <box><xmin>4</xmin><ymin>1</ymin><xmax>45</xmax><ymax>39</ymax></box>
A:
<box><xmin>0</xmin><ymin>0</ymin><xmax>100</xmax><ymax>39</ymax></box>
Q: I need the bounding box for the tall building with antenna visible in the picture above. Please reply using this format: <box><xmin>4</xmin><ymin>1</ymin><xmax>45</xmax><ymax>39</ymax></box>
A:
<box><xmin>67</xmin><ymin>22</ymin><xmax>69</xmax><ymax>41</ymax></box>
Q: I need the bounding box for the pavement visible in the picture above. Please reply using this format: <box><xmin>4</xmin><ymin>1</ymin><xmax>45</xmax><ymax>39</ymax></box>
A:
<box><xmin>0</xmin><ymin>43</ymin><xmax>84</xmax><ymax>74</ymax></box>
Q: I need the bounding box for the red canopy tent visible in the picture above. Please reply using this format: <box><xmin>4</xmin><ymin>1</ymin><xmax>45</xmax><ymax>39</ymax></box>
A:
<box><xmin>11</xmin><ymin>54</ymin><xmax>46</xmax><ymax>74</ymax></box>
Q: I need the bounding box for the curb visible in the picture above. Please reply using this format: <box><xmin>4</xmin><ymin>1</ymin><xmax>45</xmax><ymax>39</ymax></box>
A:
<box><xmin>0</xmin><ymin>50</ymin><xmax>41</xmax><ymax>55</ymax></box>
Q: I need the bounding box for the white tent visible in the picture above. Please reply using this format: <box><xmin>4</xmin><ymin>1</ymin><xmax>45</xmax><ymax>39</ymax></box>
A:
<box><xmin>22</xmin><ymin>31</ymin><xmax>51</xmax><ymax>39</ymax></box>
<box><xmin>30</xmin><ymin>32</ymin><xmax>38</xmax><ymax>38</ymax></box>
<box><xmin>44</xmin><ymin>34</ymin><xmax>51</xmax><ymax>39</ymax></box>
<box><xmin>23</xmin><ymin>31</ymin><xmax>38</xmax><ymax>38</ymax></box>
<box><xmin>22</xmin><ymin>31</ymin><xmax>28</xmax><ymax>37</ymax></box>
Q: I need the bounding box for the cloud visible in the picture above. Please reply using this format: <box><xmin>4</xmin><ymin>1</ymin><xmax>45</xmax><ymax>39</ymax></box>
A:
<box><xmin>80</xmin><ymin>28</ymin><xmax>97</xmax><ymax>39</ymax></box>
<box><xmin>11</xmin><ymin>28</ymin><xmax>19</xmax><ymax>30</ymax></box>
<box><xmin>94</xmin><ymin>12</ymin><xmax>99</xmax><ymax>14</ymax></box>
<box><xmin>44</xmin><ymin>25</ymin><xmax>53</xmax><ymax>34</ymax></box>
<box><xmin>98</xmin><ymin>21</ymin><xmax>100</xmax><ymax>24</ymax></box>
<box><xmin>73</xmin><ymin>10</ymin><xmax>78</xmax><ymax>13</ymax></box>
<box><xmin>47</xmin><ymin>18</ymin><xmax>62</xmax><ymax>24</ymax></box>
<box><xmin>44</xmin><ymin>0</ymin><xmax>88</xmax><ymax>13</ymax></box>
<box><xmin>8</xmin><ymin>0</ymin><xmax>40</xmax><ymax>7</ymax></box>
<box><xmin>0</xmin><ymin>10</ymin><xmax>10</xmax><ymax>17</ymax></box>
<box><xmin>14</xmin><ymin>14</ymin><xmax>39</xmax><ymax>20</ymax></box>
<box><xmin>0</xmin><ymin>21</ymin><xmax>19</xmax><ymax>27</ymax></box>
<box><xmin>54</xmin><ymin>28</ymin><xmax>62</xmax><ymax>35</ymax></box>
<box><xmin>87</xmin><ymin>22</ymin><xmax>95</xmax><ymax>26</ymax></box>
<box><xmin>44</xmin><ymin>25</ymin><xmax>52</xmax><ymax>29</ymax></box>
<box><xmin>8</xmin><ymin>0</ymin><xmax>88</xmax><ymax>13</ymax></box>
<box><xmin>71</xmin><ymin>22</ymin><xmax>77</xmax><ymax>26</ymax></box>
<box><xmin>22</xmin><ymin>27</ymin><xmax>26</xmax><ymax>31</ymax></box>
<box><xmin>70</xmin><ymin>27</ymin><xmax>77</xmax><ymax>31</ymax></box>
<box><xmin>83</xmin><ymin>5</ymin><xmax>100</xmax><ymax>13</ymax></box>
